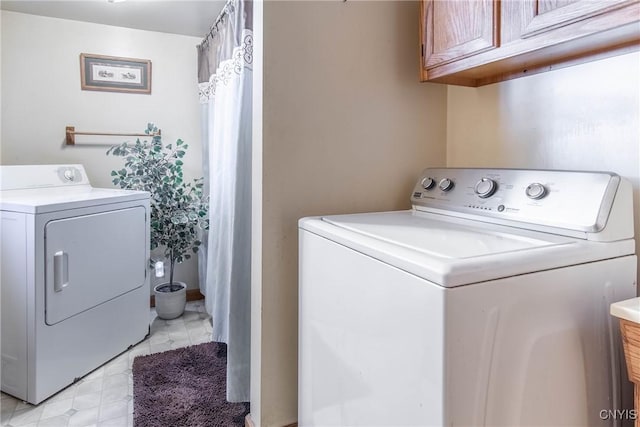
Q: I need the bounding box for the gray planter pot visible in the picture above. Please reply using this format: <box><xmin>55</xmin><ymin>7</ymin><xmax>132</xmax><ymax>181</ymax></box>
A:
<box><xmin>154</xmin><ymin>281</ymin><xmax>187</xmax><ymax>320</ymax></box>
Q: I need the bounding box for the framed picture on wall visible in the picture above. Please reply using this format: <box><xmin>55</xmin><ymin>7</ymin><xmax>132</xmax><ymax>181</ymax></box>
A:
<box><xmin>80</xmin><ymin>53</ymin><xmax>151</xmax><ymax>94</ymax></box>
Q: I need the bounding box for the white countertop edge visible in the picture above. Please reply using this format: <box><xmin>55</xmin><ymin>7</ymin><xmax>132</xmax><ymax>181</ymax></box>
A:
<box><xmin>611</xmin><ymin>297</ymin><xmax>640</xmax><ymax>323</ymax></box>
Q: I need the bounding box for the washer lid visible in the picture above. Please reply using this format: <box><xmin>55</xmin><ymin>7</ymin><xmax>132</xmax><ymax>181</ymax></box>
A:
<box><xmin>0</xmin><ymin>186</ymin><xmax>149</xmax><ymax>214</ymax></box>
<box><xmin>323</xmin><ymin>211</ymin><xmax>562</xmax><ymax>259</ymax></box>
<box><xmin>300</xmin><ymin>210</ymin><xmax>634</xmax><ymax>287</ymax></box>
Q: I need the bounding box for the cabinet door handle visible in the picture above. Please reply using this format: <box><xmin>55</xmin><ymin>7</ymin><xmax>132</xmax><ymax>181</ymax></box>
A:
<box><xmin>54</xmin><ymin>251</ymin><xmax>69</xmax><ymax>292</ymax></box>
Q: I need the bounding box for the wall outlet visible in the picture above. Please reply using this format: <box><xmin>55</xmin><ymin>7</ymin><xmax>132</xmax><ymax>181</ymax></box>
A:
<box><xmin>154</xmin><ymin>261</ymin><xmax>165</xmax><ymax>278</ymax></box>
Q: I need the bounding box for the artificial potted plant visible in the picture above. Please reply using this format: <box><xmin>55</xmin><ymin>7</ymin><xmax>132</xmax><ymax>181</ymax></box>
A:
<box><xmin>107</xmin><ymin>123</ymin><xmax>209</xmax><ymax>319</ymax></box>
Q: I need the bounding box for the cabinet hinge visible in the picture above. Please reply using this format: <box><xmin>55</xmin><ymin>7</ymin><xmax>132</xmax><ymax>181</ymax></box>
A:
<box><xmin>421</xmin><ymin>44</ymin><xmax>425</xmax><ymax>57</ymax></box>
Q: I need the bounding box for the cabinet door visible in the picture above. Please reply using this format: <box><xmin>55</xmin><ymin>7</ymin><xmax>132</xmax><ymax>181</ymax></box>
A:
<box><xmin>502</xmin><ymin>0</ymin><xmax>637</xmax><ymax>43</ymax></box>
<box><xmin>422</xmin><ymin>0</ymin><xmax>499</xmax><ymax>69</ymax></box>
<box><xmin>420</xmin><ymin>0</ymin><xmax>640</xmax><ymax>86</ymax></box>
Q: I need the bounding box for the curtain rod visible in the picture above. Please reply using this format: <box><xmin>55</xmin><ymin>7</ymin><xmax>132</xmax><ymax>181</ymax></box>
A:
<box><xmin>202</xmin><ymin>0</ymin><xmax>235</xmax><ymax>45</ymax></box>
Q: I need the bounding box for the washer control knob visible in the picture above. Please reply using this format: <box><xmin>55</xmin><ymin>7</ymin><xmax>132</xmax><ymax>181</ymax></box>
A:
<box><xmin>526</xmin><ymin>183</ymin><xmax>547</xmax><ymax>200</ymax></box>
<box><xmin>63</xmin><ymin>169</ymin><xmax>75</xmax><ymax>181</ymax></box>
<box><xmin>421</xmin><ymin>177</ymin><xmax>436</xmax><ymax>190</ymax></box>
<box><xmin>474</xmin><ymin>178</ymin><xmax>497</xmax><ymax>198</ymax></box>
<box><xmin>439</xmin><ymin>178</ymin><xmax>454</xmax><ymax>192</ymax></box>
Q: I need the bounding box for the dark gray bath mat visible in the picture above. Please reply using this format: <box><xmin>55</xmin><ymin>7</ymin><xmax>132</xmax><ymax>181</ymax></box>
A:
<box><xmin>132</xmin><ymin>342</ymin><xmax>249</xmax><ymax>427</ymax></box>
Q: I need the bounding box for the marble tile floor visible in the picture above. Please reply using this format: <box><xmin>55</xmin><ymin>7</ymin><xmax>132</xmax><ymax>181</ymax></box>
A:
<box><xmin>1</xmin><ymin>300</ymin><xmax>213</xmax><ymax>427</ymax></box>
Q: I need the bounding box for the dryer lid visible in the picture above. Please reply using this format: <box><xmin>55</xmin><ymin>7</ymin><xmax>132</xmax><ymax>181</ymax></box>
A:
<box><xmin>0</xmin><ymin>187</ymin><xmax>149</xmax><ymax>214</ymax></box>
<box><xmin>0</xmin><ymin>164</ymin><xmax>148</xmax><ymax>213</ymax></box>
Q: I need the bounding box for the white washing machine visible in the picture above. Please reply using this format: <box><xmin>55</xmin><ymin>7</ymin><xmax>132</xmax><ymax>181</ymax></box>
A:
<box><xmin>299</xmin><ymin>168</ymin><xmax>637</xmax><ymax>426</ymax></box>
<box><xmin>0</xmin><ymin>164</ymin><xmax>150</xmax><ymax>404</ymax></box>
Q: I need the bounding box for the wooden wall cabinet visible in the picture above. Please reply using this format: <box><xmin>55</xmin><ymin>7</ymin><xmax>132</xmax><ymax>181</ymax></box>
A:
<box><xmin>420</xmin><ymin>0</ymin><xmax>640</xmax><ymax>86</ymax></box>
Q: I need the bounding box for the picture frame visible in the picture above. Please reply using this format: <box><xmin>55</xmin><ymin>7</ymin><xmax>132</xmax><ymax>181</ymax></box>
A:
<box><xmin>80</xmin><ymin>53</ymin><xmax>151</xmax><ymax>94</ymax></box>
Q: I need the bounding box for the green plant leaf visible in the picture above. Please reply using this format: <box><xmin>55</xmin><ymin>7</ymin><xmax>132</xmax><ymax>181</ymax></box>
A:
<box><xmin>105</xmin><ymin>123</ymin><xmax>209</xmax><ymax>279</ymax></box>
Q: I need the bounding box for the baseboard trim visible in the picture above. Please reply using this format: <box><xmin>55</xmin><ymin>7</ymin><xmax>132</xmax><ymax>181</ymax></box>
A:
<box><xmin>150</xmin><ymin>288</ymin><xmax>204</xmax><ymax>307</ymax></box>
<box><xmin>245</xmin><ymin>414</ymin><xmax>297</xmax><ymax>427</ymax></box>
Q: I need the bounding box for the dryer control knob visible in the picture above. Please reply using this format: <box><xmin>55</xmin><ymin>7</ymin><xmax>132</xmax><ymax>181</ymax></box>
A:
<box><xmin>474</xmin><ymin>178</ymin><xmax>497</xmax><ymax>198</ymax></box>
<box><xmin>63</xmin><ymin>170</ymin><xmax>75</xmax><ymax>181</ymax></box>
<box><xmin>526</xmin><ymin>183</ymin><xmax>547</xmax><ymax>200</ymax></box>
<box><xmin>421</xmin><ymin>177</ymin><xmax>436</xmax><ymax>190</ymax></box>
<box><xmin>439</xmin><ymin>178</ymin><xmax>454</xmax><ymax>192</ymax></box>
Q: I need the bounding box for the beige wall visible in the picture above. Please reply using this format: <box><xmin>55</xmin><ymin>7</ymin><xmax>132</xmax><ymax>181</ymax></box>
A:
<box><xmin>1</xmin><ymin>11</ymin><xmax>203</xmax><ymax>290</ymax></box>
<box><xmin>254</xmin><ymin>1</ymin><xmax>447</xmax><ymax>425</ymax></box>
<box><xmin>446</xmin><ymin>51</ymin><xmax>640</xmax><ymax>275</ymax></box>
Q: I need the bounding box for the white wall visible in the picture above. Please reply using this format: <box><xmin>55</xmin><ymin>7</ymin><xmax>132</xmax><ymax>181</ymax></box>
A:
<box><xmin>254</xmin><ymin>1</ymin><xmax>447</xmax><ymax>425</ymax></box>
<box><xmin>447</xmin><ymin>51</ymin><xmax>640</xmax><ymax>275</ymax></box>
<box><xmin>1</xmin><ymin>11</ymin><xmax>204</xmax><ymax>290</ymax></box>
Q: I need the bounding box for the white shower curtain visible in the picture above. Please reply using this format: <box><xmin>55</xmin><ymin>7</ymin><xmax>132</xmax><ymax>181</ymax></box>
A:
<box><xmin>197</xmin><ymin>0</ymin><xmax>252</xmax><ymax>402</ymax></box>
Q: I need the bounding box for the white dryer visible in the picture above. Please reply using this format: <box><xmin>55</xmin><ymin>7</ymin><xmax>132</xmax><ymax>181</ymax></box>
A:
<box><xmin>0</xmin><ymin>164</ymin><xmax>150</xmax><ymax>404</ymax></box>
<box><xmin>299</xmin><ymin>168</ymin><xmax>637</xmax><ymax>426</ymax></box>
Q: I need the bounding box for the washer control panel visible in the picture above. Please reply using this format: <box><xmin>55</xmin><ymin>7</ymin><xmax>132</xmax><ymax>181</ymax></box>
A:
<box><xmin>411</xmin><ymin>168</ymin><xmax>620</xmax><ymax>233</ymax></box>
